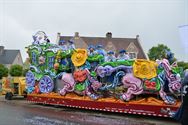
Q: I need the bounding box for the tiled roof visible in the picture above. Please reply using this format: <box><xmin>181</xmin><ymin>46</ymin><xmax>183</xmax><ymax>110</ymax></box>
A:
<box><xmin>0</xmin><ymin>48</ymin><xmax>20</xmax><ymax>64</ymax></box>
<box><xmin>58</xmin><ymin>33</ymin><xmax>147</xmax><ymax>59</ymax></box>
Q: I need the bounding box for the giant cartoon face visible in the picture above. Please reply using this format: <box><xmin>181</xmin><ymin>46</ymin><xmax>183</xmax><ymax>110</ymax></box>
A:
<box><xmin>39</xmin><ymin>56</ymin><xmax>45</xmax><ymax>64</ymax></box>
<box><xmin>71</xmin><ymin>49</ymin><xmax>88</xmax><ymax>67</ymax></box>
<box><xmin>33</xmin><ymin>31</ymin><xmax>47</xmax><ymax>44</ymax></box>
<box><xmin>73</xmin><ymin>70</ymin><xmax>87</xmax><ymax>82</ymax></box>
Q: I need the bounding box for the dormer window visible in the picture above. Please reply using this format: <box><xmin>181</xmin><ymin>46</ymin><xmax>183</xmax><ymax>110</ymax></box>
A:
<box><xmin>128</xmin><ymin>52</ymin><xmax>137</xmax><ymax>59</ymax></box>
<box><xmin>126</xmin><ymin>42</ymin><xmax>138</xmax><ymax>59</ymax></box>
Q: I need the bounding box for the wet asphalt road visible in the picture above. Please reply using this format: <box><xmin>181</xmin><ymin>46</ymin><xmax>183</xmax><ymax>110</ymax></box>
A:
<box><xmin>0</xmin><ymin>96</ymin><xmax>180</xmax><ymax>125</ymax></box>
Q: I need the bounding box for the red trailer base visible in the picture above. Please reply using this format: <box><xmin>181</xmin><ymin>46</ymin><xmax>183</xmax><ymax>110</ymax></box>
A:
<box><xmin>27</xmin><ymin>93</ymin><xmax>181</xmax><ymax>117</ymax></box>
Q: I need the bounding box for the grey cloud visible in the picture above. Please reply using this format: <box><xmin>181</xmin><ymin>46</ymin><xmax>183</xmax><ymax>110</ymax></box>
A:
<box><xmin>0</xmin><ymin>0</ymin><xmax>188</xmax><ymax>61</ymax></box>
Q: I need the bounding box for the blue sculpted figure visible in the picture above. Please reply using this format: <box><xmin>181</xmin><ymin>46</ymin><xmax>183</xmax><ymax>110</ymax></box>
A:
<box><xmin>32</xmin><ymin>31</ymin><xmax>48</xmax><ymax>45</ymax></box>
<box><xmin>59</xmin><ymin>40</ymin><xmax>67</xmax><ymax>51</ymax></box>
<box><xmin>87</xmin><ymin>45</ymin><xmax>98</xmax><ymax>71</ymax></box>
<box><xmin>105</xmin><ymin>51</ymin><xmax>116</xmax><ymax>62</ymax></box>
<box><xmin>117</xmin><ymin>49</ymin><xmax>130</xmax><ymax>61</ymax></box>
<box><xmin>96</xmin><ymin>44</ymin><xmax>106</xmax><ymax>56</ymax></box>
<box><xmin>165</xmin><ymin>50</ymin><xmax>175</xmax><ymax>64</ymax></box>
<box><xmin>88</xmin><ymin>45</ymin><xmax>97</xmax><ymax>56</ymax></box>
<box><xmin>67</xmin><ymin>40</ymin><xmax>76</xmax><ymax>50</ymax></box>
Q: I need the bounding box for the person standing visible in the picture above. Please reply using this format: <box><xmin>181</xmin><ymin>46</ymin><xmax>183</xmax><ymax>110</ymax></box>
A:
<box><xmin>173</xmin><ymin>70</ymin><xmax>188</xmax><ymax>125</ymax></box>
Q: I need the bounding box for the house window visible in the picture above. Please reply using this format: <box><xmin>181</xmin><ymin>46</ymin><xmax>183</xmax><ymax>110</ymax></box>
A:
<box><xmin>31</xmin><ymin>52</ymin><xmax>37</xmax><ymax>65</ymax></box>
<box><xmin>129</xmin><ymin>52</ymin><xmax>137</xmax><ymax>59</ymax></box>
<box><xmin>48</xmin><ymin>56</ymin><xmax>55</xmax><ymax>68</ymax></box>
<box><xmin>105</xmin><ymin>41</ymin><xmax>117</xmax><ymax>53</ymax></box>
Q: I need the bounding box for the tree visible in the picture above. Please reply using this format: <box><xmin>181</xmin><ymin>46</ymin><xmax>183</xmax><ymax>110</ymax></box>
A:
<box><xmin>177</xmin><ymin>61</ymin><xmax>188</xmax><ymax>70</ymax></box>
<box><xmin>0</xmin><ymin>64</ymin><xmax>8</xmax><ymax>79</ymax></box>
<box><xmin>148</xmin><ymin>44</ymin><xmax>174</xmax><ymax>61</ymax></box>
<box><xmin>23</xmin><ymin>58</ymin><xmax>30</xmax><ymax>70</ymax></box>
<box><xmin>23</xmin><ymin>58</ymin><xmax>30</xmax><ymax>76</ymax></box>
<box><xmin>9</xmin><ymin>65</ymin><xmax>23</xmax><ymax>77</ymax></box>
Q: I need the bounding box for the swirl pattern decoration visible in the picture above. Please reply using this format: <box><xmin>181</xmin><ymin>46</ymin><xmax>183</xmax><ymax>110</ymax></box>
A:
<box><xmin>39</xmin><ymin>75</ymin><xmax>54</xmax><ymax>93</ymax></box>
<box><xmin>26</xmin><ymin>71</ymin><xmax>35</xmax><ymax>87</ymax></box>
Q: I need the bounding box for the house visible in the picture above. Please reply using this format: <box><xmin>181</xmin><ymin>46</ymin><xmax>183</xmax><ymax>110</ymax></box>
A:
<box><xmin>56</xmin><ymin>32</ymin><xmax>147</xmax><ymax>59</ymax></box>
<box><xmin>0</xmin><ymin>46</ymin><xmax>23</xmax><ymax>68</ymax></box>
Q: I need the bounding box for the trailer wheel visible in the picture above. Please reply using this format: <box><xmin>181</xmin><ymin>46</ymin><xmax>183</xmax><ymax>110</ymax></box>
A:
<box><xmin>23</xmin><ymin>91</ymin><xmax>27</xmax><ymax>98</ymax></box>
<box><xmin>5</xmin><ymin>92</ymin><xmax>13</xmax><ymax>100</ymax></box>
<box><xmin>26</xmin><ymin>71</ymin><xmax>35</xmax><ymax>87</ymax></box>
<box><xmin>39</xmin><ymin>75</ymin><xmax>54</xmax><ymax>93</ymax></box>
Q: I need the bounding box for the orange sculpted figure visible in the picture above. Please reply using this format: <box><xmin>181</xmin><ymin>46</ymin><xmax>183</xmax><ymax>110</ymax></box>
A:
<box><xmin>73</xmin><ymin>70</ymin><xmax>87</xmax><ymax>82</ymax></box>
<box><xmin>33</xmin><ymin>85</ymin><xmax>40</xmax><ymax>94</ymax></box>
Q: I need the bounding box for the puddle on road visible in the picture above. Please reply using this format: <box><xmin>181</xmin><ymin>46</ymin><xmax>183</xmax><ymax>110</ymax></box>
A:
<box><xmin>23</xmin><ymin>115</ymin><xmax>155</xmax><ymax>125</ymax></box>
<box><xmin>0</xmin><ymin>101</ymin><xmax>177</xmax><ymax>125</ymax></box>
<box><xmin>24</xmin><ymin>116</ymin><xmax>80</xmax><ymax>125</ymax></box>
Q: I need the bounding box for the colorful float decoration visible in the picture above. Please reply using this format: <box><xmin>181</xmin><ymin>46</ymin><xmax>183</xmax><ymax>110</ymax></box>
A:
<box><xmin>71</xmin><ymin>49</ymin><xmax>88</xmax><ymax>67</ymax></box>
<box><xmin>133</xmin><ymin>59</ymin><xmax>157</xmax><ymax>79</ymax></box>
<box><xmin>26</xmin><ymin>31</ymin><xmax>186</xmax><ymax>117</ymax></box>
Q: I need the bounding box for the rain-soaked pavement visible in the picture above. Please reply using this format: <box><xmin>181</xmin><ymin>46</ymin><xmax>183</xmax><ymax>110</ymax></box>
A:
<box><xmin>0</xmin><ymin>96</ymin><xmax>180</xmax><ymax>125</ymax></box>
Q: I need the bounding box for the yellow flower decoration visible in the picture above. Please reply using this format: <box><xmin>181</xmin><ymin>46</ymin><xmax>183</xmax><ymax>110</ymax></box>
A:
<box><xmin>71</xmin><ymin>49</ymin><xmax>88</xmax><ymax>67</ymax></box>
<box><xmin>56</xmin><ymin>50</ymin><xmax>62</xmax><ymax>60</ymax></box>
<box><xmin>133</xmin><ymin>59</ymin><xmax>158</xmax><ymax>79</ymax></box>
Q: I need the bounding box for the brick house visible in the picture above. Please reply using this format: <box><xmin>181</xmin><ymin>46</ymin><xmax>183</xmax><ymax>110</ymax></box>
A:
<box><xmin>56</xmin><ymin>32</ymin><xmax>147</xmax><ymax>59</ymax></box>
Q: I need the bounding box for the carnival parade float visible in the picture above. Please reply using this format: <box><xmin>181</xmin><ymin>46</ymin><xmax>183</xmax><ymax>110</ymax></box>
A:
<box><xmin>26</xmin><ymin>31</ymin><xmax>186</xmax><ymax>117</ymax></box>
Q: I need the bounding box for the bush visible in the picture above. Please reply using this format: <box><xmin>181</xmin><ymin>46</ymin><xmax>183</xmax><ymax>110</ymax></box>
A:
<box><xmin>0</xmin><ymin>64</ymin><xmax>8</xmax><ymax>79</ymax></box>
<box><xmin>9</xmin><ymin>65</ymin><xmax>23</xmax><ymax>77</ymax></box>
<box><xmin>177</xmin><ymin>61</ymin><xmax>188</xmax><ymax>70</ymax></box>
<box><xmin>23</xmin><ymin>68</ymin><xmax>29</xmax><ymax>76</ymax></box>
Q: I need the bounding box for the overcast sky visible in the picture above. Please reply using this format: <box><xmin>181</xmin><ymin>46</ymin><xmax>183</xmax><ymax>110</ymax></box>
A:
<box><xmin>0</xmin><ymin>0</ymin><xmax>188</xmax><ymax>61</ymax></box>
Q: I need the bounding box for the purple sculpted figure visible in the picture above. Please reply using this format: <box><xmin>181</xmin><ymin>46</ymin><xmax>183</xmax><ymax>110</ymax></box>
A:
<box><xmin>120</xmin><ymin>59</ymin><xmax>182</xmax><ymax>104</ymax></box>
<box><xmin>59</xmin><ymin>73</ymin><xmax>75</xmax><ymax>95</ymax></box>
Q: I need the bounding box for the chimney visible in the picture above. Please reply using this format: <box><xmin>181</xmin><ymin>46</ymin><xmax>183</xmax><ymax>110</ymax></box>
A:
<box><xmin>0</xmin><ymin>46</ymin><xmax>4</xmax><ymax>55</ymax></box>
<box><xmin>136</xmin><ymin>35</ymin><xmax>139</xmax><ymax>39</ymax></box>
<box><xmin>56</xmin><ymin>32</ymin><xmax>61</xmax><ymax>44</ymax></box>
<box><xmin>74</xmin><ymin>32</ymin><xmax>79</xmax><ymax>39</ymax></box>
<box><xmin>106</xmin><ymin>32</ymin><xmax>112</xmax><ymax>38</ymax></box>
